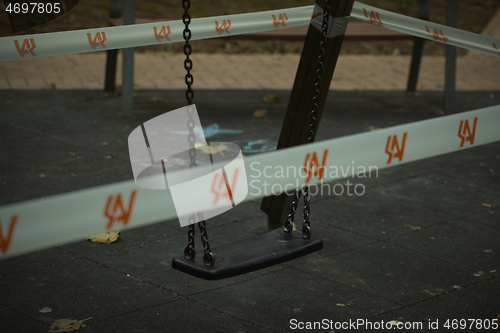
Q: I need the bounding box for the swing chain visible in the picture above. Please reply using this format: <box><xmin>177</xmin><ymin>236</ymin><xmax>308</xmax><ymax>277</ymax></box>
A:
<box><xmin>283</xmin><ymin>189</ymin><xmax>302</xmax><ymax>233</ymax></box>
<box><xmin>185</xmin><ymin>215</ymin><xmax>196</xmax><ymax>259</ymax></box>
<box><xmin>197</xmin><ymin>215</ymin><xmax>215</xmax><ymax>266</ymax></box>
<box><xmin>308</xmin><ymin>0</ymin><xmax>330</xmax><ymax>143</ymax></box>
<box><xmin>183</xmin><ymin>0</ymin><xmax>194</xmax><ymax>104</ymax></box>
<box><xmin>182</xmin><ymin>0</ymin><xmax>215</xmax><ymax>266</ymax></box>
<box><xmin>283</xmin><ymin>0</ymin><xmax>331</xmax><ymax>239</ymax></box>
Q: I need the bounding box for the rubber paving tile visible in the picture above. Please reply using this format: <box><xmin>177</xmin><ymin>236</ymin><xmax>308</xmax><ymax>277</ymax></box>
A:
<box><xmin>413</xmin><ymin>277</ymin><xmax>500</xmax><ymax>323</ymax></box>
<box><xmin>312</xmin><ymin>186</ymin><xmax>454</xmax><ymax>241</ymax></box>
<box><xmin>391</xmin><ymin>218</ymin><xmax>500</xmax><ymax>277</ymax></box>
<box><xmin>88</xmin><ymin>233</ymin><xmax>285</xmax><ymax>297</ymax></box>
<box><xmin>1</xmin><ymin>303</ymin><xmax>48</xmax><ymax>332</ymax></box>
<box><xmin>60</xmin><ymin>221</ymin><xmax>185</xmax><ymax>256</ymax></box>
<box><xmin>0</xmin><ymin>259</ymin><xmax>179</xmax><ymax>324</ymax></box>
<box><xmin>190</xmin><ymin>267</ymin><xmax>400</xmax><ymax>332</ymax></box>
<box><xmin>465</xmin><ymin>210</ymin><xmax>500</xmax><ymax>231</ymax></box>
<box><xmin>438</xmin><ymin>154</ymin><xmax>500</xmax><ymax>191</ymax></box>
<box><xmin>378</xmin><ymin>173</ymin><xmax>500</xmax><ymax>217</ymax></box>
<box><xmin>83</xmin><ymin>299</ymin><xmax>271</xmax><ymax>333</ymax></box>
<box><xmin>293</xmin><ymin>242</ymin><xmax>488</xmax><ymax>305</ymax></box>
<box><xmin>0</xmin><ymin>247</ymin><xmax>78</xmax><ymax>276</ymax></box>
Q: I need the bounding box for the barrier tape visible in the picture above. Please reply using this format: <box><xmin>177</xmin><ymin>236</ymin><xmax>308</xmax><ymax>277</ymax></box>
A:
<box><xmin>1</xmin><ymin>104</ymin><xmax>499</xmax><ymax>259</ymax></box>
<box><xmin>1</xmin><ymin>2</ymin><xmax>499</xmax><ymax>62</ymax></box>
<box><xmin>350</xmin><ymin>2</ymin><xmax>500</xmax><ymax>58</ymax></box>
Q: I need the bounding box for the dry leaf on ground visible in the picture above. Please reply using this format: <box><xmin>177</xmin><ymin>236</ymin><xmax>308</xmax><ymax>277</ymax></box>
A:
<box><xmin>366</xmin><ymin>125</ymin><xmax>382</xmax><ymax>131</ymax></box>
<box><xmin>87</xmin><ymin>231</ymin><xmax>120</xmax><ymax>244</ymax></box>
<box><xmin>48</xmin><ymin>317</ymin><xmax>92</xmax><ymax>333</ymax></box>
<box><xmin>253</xmin><ymin>109</ymin><xmax>268</xmax><ymax>117</ymax></box>
<box><xmin>473</xmin><ymin>271</ymin><xmax>485</xmax><ymax>277</ymax></box>
<box><xmin>262</xmin><ymin>93</ymin><xmax>281</xmax><ymax>104</ymax></box>
<box><xmin>404</xmin><ymin>224</ymin><xmax>423</xmax><ymax>231</ymax></box>
<box><xmin>483</xmin><ymin>203</ymin><xmax>492</xmax><ymax>207</ymax></box>
<box><xmin>39</xmin><ymin>307</ymin><xmax>52</xmax><ymax>313</ymax></box>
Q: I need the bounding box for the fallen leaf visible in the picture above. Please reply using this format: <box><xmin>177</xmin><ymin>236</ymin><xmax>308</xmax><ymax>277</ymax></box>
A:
<box><xmin>366</xmin><ymin>125</ymin><xmax>382</xmax><ymax>131</ymax></box>
<box><xmin>262</xmin><ymin>93</ymin><xmax>281</xmax><ymax>104</ymax></box>
<box><xmin>70</xmin><ymin>173</ymin><xmax>76</xmax><ymax>177</ymax></box>
<box><xmin>99</xmin><ymin>142</ymin><xmax>108</xmax><ymax>146</ymax></box>
<box><xmin>404</xmin><ymin>224</ymin><xmax>423</xmax><ymax>231</ymax></box>
<box><xmin>48</xmin><ymin>317</ymin><xmax>92</xmax><ymax>333</ymax></box>
<box><xmin>39</xmin><ymin>307</ymin><xmax>52</xmax><ymax>313</ymax></box>
<box><xmin>483</xmin><ymin>203</ymin><xmax>492</xmax><ymax>207</ymax></box>
<box><xmin>423</xmin><ymin>289</ymin><xmax>437</xmax><ymax>296</ymax></box>
<box><xmin>484</xmin><ymin>249</ymin><xmax>492</xmax><ymax>253</ymax></box>
<box><xmin>452</xmin><ymin>285</ymin><xmax>463</xmax><ymax>290</ymax></box>
<box><xmin>195</xmin><ymin>143</ymin><xmax>228</xmax><ymax>156</ymax></box>
<box><xmin>473</xmin><ymin>271</ymin><xmax>485</xmax><ymax>277</ymax></box>
<box><xmin>490</xmin><ymin>270</ymin><xmax>497</xmax><ymax>273</ymax></box>
<box><xmin>291</xmin><ymin>221</ymin><xmax>302</xmax><ymax>233</ymax></box>
<box><xmin>253</xmin><ymin>109</ymin><xmax>268</xmax><ymax>117</ymax></box>
<box><xmin>489</xmin><ymin>169</ymin><xmax>495</xmax><ymax>175</ymax></box>
<box><xmin>336</xmin><ymin>303</ymin><xmax>345</xmax><ymax>307</ymax></box>
<box><xmin>40</xmin><ymin>174</ymin><xmax>45</xmax><ymax>178</ymax></box>
<box><xmin>87</xmin><ymin>231</ymin><xmax>120</xmax><ymax>244</ymax></box>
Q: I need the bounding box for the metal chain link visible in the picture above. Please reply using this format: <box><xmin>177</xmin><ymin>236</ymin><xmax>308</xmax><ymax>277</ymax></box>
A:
<box><xmin>182</xmin><ymin>0</ymin><xmax>215</xmax><ymax>266</ymax></box>
<box><xmin>302</xmin><ymin>185</ymin><xmax>311</xmax><ymax>239</ymax></box>
<box><xmin>185</xmin><ymin>215</ymin><xmax>196</xmax><ymax>259</ymax></box>
<box><xmin>283</xmin><ymin>189</ymin><xmax>302</xmax><ymax>233</ymax></box>
<box><xmin>182</xmin><ymin>0</ymin><xmax>194</xmax><ymax>104</ymax></box>
<box><xmin>283</xmin><ymin>0</ymin><xmax>331</xmax><ymax>239</ymax></box>
<box><xmin>197</xmin><ymin>213</ymin><xmax>215</xmax><ymax>266</ymax></box>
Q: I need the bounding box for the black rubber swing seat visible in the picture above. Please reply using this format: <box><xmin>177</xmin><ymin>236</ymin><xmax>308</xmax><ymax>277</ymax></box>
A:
<box><xmin>172</xmin><ymin>228</ymin><xmax>323</xmax><ymax>280</ymax></box>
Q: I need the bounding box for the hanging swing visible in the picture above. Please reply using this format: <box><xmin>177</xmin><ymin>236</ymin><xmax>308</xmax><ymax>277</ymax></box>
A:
<box><xmin>172</xmin><ymin>0</ymin><xmax>332</xmax><ymax>280</ymax></box>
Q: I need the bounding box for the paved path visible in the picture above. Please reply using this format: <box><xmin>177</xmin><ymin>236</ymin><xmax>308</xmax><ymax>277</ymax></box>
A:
<box><xmin>1</xmin><ymin>8</ymin><xmax>499</xmax><ymax>92</ymax></box>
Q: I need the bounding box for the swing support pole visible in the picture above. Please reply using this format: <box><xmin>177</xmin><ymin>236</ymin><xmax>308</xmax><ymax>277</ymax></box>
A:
<box><xmin>261</xmin><ymin>0</ymin><xmax>355</xmax><ymax>230</ymax></box>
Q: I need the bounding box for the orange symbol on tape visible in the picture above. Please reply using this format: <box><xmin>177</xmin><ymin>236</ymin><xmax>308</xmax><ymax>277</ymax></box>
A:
<box><xmin>385</xmin><ymin>133</ymin><xmax>407</xmax><ymax>165</ymax></box>
<box><xmin>0</xmin><ymin>215</ymin><xmax>17</xmax><ymax>254</ymax></box>
<box><xmin>215</xmin><ymin>20</ymin><xmax>231</xmax><ymax>35</ymax></box>
<box><xmin>303</xmin><ymin>149</ymin><xmax>328</xmax><ymax>184</ymax></box>
<box><xmin>311</xmin><ymin>12</ymin><xmax>321</xmax><ymax>20</ymax></box>
<box><xmin>425</xmin><ymin>26</ymin><xmax>448</xmax><ymax>43</ymax></box>
<box><xmin>154</xmin><ymin>25</ymin><xmax>171</xmax><ymax>42</ymax></box>
<box><xmin>363</xmin><ymin>8</ymin><xmax>382</xmax><ymax>25</ymax></box>
<box><xmin>14</xmin><ymin>39</ymin><xmax>36</xmax><ymax>58</ymax></box>
<box><xmin>458</xmin><ymin>118</ymin><xmax>477</xmax><ymax>148</ymax></box>
<box><xmin>272</xmin><ymin>13</ymin><xmax>288</xmax><ymax>28</ymax></box>
<box><xmin>87</xmin><ymin>32</ymin><xmax>107</xmax><ymax>50</ymax></box>
<box><xmin>211</xmin><ymin>169</ymin><xmax>239</xmax><ymax>205</ymax></box>
<box><xmin>493</xmin><ymin>43</ymin><xmax>499</xmax><ymax>52</ymax></box>
<box><xmin>103</xmin><ymin>190</ymin><xmax>137</xmax><ymax>230</ymax></box>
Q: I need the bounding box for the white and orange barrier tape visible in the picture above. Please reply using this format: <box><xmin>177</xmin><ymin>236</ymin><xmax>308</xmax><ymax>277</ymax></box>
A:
<box><xmin>0</xmin><ymin>1</ymin><xmax>499</xmax><ymax>62</ymax></box>
<box><xmin>1</xmin><ymin>104</ymin><xmax>499</xmax><ymax>259</ymax></box>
